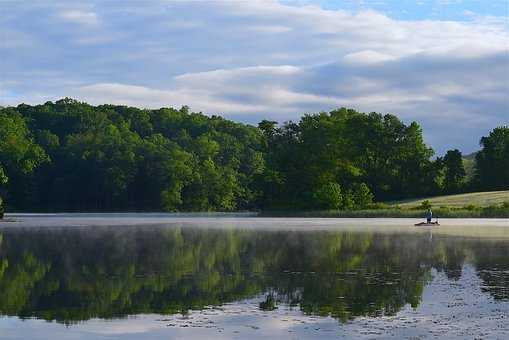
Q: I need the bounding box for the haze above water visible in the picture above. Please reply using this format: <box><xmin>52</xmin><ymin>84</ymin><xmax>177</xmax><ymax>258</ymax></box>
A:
<box><xmin>0</xmin><ymin>214</ymin><xmax>508</xmax><ymax>339</ymax></box>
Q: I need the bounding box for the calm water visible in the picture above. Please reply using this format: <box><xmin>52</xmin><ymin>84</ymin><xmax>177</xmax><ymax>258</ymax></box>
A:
<box><xmin>0</xmin><ymin>215</ymin><xmax>508</xmax><ymax>339</ymax></box>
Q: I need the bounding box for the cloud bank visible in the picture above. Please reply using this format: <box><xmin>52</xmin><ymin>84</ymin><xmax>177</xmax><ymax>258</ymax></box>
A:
<box><xmin>1</xmin><ymin>0</ymin><xmax>508</xmax><ymax>153</ymax></box>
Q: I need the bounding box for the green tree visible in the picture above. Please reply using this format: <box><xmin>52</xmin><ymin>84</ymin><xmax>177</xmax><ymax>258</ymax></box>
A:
<box><xmin>313</xmin><ymin>182</ymin><xmax>343</xmax><ymax>210</ymax></box>
<box><xmin>261</xmin><ymin>108</ymin><xmax>434</xmax><ymax>209</ymax></box>
<box><xmin>352</xmin><ymin>183</ymin><xmax>374</xmax><ymax>209</ymax></box>
<box><xmin>0</xmin><ymin>100</ymin><xmax>264</xmax><ymax>212</ymax></box>
<box><xmin>0</xmin><ymin>99</ymin><xmax>502</xmax><ymax>212</ymax></box>
<box><xmin>136</xmin><ymin>134</ymin><xmax>193</xmax><ymax>211</ymax></box>
<box><xmin>442</xmin><ymin>149</ymin><xmax>466</xmax><ymax>193</ymax></box>
<box><xmin>474</xmin><ymin>127</ymin><xmax>509</xmax><ymax>191</ymax></box>
<box><xmin>0</xmin><ymin>108</ymin><xmax>47</xmax><ymax>209</ymax></box>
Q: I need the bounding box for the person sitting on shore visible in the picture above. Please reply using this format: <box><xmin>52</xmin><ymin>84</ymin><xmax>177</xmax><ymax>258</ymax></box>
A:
<box><xmin>425</xmin><ymin>208</ymin><xmax>433</xmax><ymax>223</ymax></box>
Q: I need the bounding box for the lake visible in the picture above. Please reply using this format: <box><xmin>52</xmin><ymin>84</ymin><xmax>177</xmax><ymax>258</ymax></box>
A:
<box><xmin>0</xmin><ymin>214</ymin><xmax>508</xmax><ymax>339</ymax></box>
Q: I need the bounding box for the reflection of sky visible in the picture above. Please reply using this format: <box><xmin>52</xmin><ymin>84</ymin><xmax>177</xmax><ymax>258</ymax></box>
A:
<box><xmin>1</xmin><ymin>265</ymin><xmax>508</xmax><ymax>340</ymax></box>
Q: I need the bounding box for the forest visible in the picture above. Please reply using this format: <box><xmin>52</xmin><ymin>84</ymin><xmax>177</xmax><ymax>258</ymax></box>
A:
<box><xmin>0</xmin><ymin>98</ymin><xmax>507</xmax><ymax>213</ymax></box>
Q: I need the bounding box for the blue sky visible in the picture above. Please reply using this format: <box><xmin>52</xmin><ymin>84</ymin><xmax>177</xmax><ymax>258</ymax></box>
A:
<box><xmin>286</xmin><ymin>0</ymin><xmax>509</xmax><ymax>21</ymax></box>
<box><xmin>1</xmin><ymin>0</ymin><xmax>508</xmax><ymax>154</ymax></box>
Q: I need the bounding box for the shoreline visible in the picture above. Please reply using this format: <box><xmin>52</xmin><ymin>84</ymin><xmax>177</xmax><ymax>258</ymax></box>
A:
<box><xmin>1</xmin><ymin>208</ymin><xmax>509</xmax><ymax>220</ymax></box>
<box><xmin>1</xmin><ymin>213</ymin><xmax>508</xmax><ymax>228</ymax></box>
<box><xmin>259</xmin><ymin>208</ymin><xmax>509</xmax><ymax>218</ymax></box>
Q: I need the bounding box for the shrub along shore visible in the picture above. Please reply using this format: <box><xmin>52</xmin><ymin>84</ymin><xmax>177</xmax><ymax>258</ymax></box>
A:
<box><xmin>260</xmin><ymin>203</ymin><xmax>509</xmax><ymax>218</ymax></box>
<box><xmin>3</xmin><ymin>201</ymin><xmax>508</xmax><ymax>219</ymax></box>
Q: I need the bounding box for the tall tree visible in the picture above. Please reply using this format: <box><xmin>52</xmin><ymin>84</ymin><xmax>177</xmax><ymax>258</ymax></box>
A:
<box><xmin>442</xmin><ymin>149</ymin><xmax>466</xmax><ymax>193</ymax></box>
<box><xmin>474</xmin><ymin>127</ymin><xmax>509</xmax><ymax>191</ymax></box>
<box><xmin>260</xmin><ymin>108</ymin><xmax>434</xmax><ymax>209</ymax></box>
<box><xmin>0</xmin><ymin>108</ymin><xmax>47</xmax><ymax>209</ymax></box>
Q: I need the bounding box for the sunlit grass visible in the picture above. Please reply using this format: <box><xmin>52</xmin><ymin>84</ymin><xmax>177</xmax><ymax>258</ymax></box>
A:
<box><xmin>393</xmin><ymin>191</ymin><xmax>509</xmax><ymax>208</ymax></box>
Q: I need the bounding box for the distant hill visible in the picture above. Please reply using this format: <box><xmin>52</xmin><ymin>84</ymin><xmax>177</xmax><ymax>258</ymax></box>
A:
<box><xmin>463</xmin><ymin>152</ymin><xmax>478</xmax><ymax>160</ymax></box>
<box><xmin>394</xmin><ymin>190</ymin><xmax>509</xmax><ymax>208</ymax></box>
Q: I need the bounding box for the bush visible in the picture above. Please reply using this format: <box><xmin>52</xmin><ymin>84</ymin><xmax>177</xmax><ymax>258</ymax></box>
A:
<box><xmin>367</xmin><ymin>202</ymin><xmax>392</xmax><ymax>210</ymax></box>
<box><xmin>342</xmin><ymin>192</ymin><xmax>356</xmax><ymax>210</ymax></box>
<box><xmin>313</xmin><ymin>182</ymin><xmax>342</xmax><ymax>210</ymax></box>
<box><xmin>481</xmin><ymin>203</ymin><xmax>509</xmax><ymax>218</ymax></box>
<box><xmin>351</xmin><ymin>183</ymin><xmax>374</xmax><ymax>209</ymax></box>
<box><xmin>419</xmin><ymin>200</ymin><xmax>432</xmax><ymax>210</ymax></box>
<box><xmin>259</xmin><ymin>206</ymin><xmax>508</xmax><ymax>218</ymax></box>
<box><xmin>0</xmin><ymin>196</ymin><xmax>3</xmax><ymax>219</ymax></box>
<box><xmin>463</xmin><ymin>204</ymin><xmax>478</xmax><ymax>211</ymax></box>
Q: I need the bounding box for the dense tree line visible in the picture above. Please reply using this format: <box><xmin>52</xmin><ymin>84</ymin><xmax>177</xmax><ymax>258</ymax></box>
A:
<box><xmin>1</xmin><ymin>99</ymin><xmax>264</xmax><ymax>212</ymax></box>
<box><xmin>0</xmin><ymin>99</ymin><xmax>507</xmax><ymax>212</ymax></box>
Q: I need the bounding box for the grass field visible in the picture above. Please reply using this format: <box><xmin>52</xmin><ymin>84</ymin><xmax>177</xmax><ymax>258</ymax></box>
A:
<box><xmin>393</xmin><ymin>190</ymin><xmax>509</xmax><ymax>208</ymax></box>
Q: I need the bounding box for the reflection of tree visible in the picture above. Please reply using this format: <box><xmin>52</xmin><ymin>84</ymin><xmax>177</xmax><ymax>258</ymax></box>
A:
<box><xmin>469</xmin><ymin>240</ymin><xmax>509</xmax><ymax>300</ymax></box>
<box><xmin>0</xmin><ymin>226</ymin><xmax>504</xmax><ymax>324</ymax></box>
<box><xmin>0</xmin><ymin>234</ymin><xmax>7</xmax><ymax>280</ymax></box>
<box><xmin>266</xmin><ymin>233</ymin><xmax>433</xmax><ymax>322</ymax></box>
<box><xmin>433</xmin><ymin>248</ymin><xmax>464</xmax><ymax>280</ymax></box>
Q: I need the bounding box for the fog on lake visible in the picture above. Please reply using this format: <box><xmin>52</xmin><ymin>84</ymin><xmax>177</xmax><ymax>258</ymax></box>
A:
<box><xmin>0</xmin><ymin>215</ymin><xmax>508</xmax><ymax>339</ymax></box>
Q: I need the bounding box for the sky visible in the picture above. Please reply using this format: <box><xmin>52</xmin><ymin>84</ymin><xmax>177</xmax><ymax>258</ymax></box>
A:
<box><xmin>1</xmin><ymin>0</ymin><xmax>508</xmax><ymax>154</ymax></box>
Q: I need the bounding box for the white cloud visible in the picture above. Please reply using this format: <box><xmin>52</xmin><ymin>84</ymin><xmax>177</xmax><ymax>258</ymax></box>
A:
<box><xmin>0</xmin><ymin>0</ymin><xmax>508</xmax><ymax>153</ymax></box>
<box><xmin>246</xmin><ymin>25</ymin><xmax>292</xmax><ymax>33</ymax></box>
<box><xmin>58</xmin><ymin>9</ymin><xmax>99</xmax><ymax>26</ymax></box>
<box><xmin>174</xmin><ymin>65</ymin><xmax>302</xmax><ymax>83</ymax></box>
<box><xmin>463</xmin><ymin>9</ymin><xmax>475</xmax><ymax>17</ymax></box>
<box><xmin>75</xmin><ymin>83</ymin><xmax>273</xmax><ymax>114</ymax></box>
<box><xmin>343</xmin><ymin>50</ymin><xmax>397</xmax><ymax>65</ymax></box>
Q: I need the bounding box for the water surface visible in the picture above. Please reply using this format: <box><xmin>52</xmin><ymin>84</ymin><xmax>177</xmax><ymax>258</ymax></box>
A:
<box><xmin>0</xmin><ymin>215</ymin><xmax>508</xmax><ymax>339</ymax></box>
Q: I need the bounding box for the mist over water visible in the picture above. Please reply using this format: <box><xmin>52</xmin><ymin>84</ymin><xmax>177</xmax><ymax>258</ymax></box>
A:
<box><xmin>0</xmin><ymin>215</ymin><xmax>508</xmax><ymax>339</ymax></box>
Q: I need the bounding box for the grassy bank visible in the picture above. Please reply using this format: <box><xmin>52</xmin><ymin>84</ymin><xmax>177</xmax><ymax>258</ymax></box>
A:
<box><xmin>393</xmin><ymin>190</ymin><xmax>509</xmax><ymax>208</ymax></box>
<box><xmin>262</xmin><ymin>192</ymin><xmax>509</xmax><ymax>218</ymax></box>
<box><xmin>261</xmin><ymin>206</ymin><xmax>509</xmax><ymax>218</ymax></box>
<box><xmin>3</xmin><ymin>191</ymin><xmax>508</xmax><ymax>219</ymax></box>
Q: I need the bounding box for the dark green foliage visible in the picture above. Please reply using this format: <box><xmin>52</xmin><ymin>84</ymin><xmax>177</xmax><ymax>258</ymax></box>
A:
<box><xmin>0</xmin><ymin>100</ymin><xmax>505</xmax><ymax>212</ymax></box>
<box><xmin>259</xmin><ymin>108</ymin><xmax>435</xmax><ymax>209</ymax></box>
<box><xmin>1</xmin><ymin>99</ymin><xmax>264</xmax><ymax>212</ymax></box>
<box><xmin>313</xmin><ymin>182</ymin><xmax>343</xmax><ymax>210</ymax></box>
<box><xmin>419</xmin><ymin>200</ymin><xmax>432</xmax><ymax>210</ymax></box>
<box><xmin>442</xmin><ymin>149</ymin><xmax>466</xmax><ymax>193</ymax></box>
<box><xmin>351</xmin><ymin>183</ymin><xmax>374</xmax><ymax>209</ymax></box>
<box><xmin>474</xmin><ymin>126</ymin><xmax>509</xmax><ymax>191</ymax></box>
<box><xmin>0</xmin><ymin>108</ymin><xmax>48</xmax><ymax>210</ymax></box>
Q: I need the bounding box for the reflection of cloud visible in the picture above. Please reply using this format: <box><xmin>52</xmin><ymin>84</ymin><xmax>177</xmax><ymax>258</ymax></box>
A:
<box><xmin>80</xmin><ymin>315</ymin><xmax>165</xmax><ymax>335</ymax></box>
<box><xmin>0</xmin><ymin>0</ymin><xmax>508</xmax><ymax>153</ymax></box>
